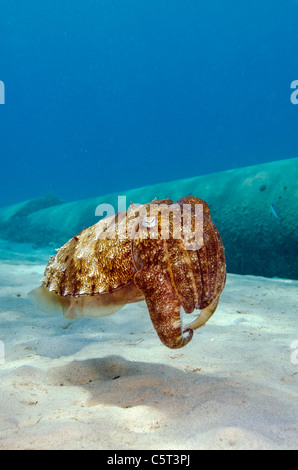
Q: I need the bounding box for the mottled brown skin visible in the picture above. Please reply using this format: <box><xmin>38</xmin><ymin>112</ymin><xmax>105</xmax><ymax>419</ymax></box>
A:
<box><xmin>132</xmin><ymin>197</ymin><xmax>226</xmax><ymax>348</ymax></box>
<box><xmin>29</xmin><ymin>197</ymin><xmax>226</xmax><ymax>349</ymax></box>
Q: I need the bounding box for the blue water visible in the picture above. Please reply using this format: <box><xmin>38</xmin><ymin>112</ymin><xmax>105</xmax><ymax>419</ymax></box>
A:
<box><xmin>1</xmin><ymin>0</ymin><xmax>298</xmax><ymax>206</ymax></box>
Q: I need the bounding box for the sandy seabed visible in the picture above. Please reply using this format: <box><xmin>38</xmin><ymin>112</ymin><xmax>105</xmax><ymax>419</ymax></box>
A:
<box><xmin>0</xmin><ymin>244</ymin><xmax>297</xmax><ymax>450</ymax></box>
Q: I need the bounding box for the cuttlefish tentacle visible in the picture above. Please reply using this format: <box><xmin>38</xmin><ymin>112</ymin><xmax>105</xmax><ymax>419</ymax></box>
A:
<box><xmin>184</xmin><ymin>296</ymin><xmax>219</xmax><ymax>331</ymax></box>
<box><xmin>134</xmin><ymin>267</ymin><xmax>193</xmax><ymax>349</ymax></box>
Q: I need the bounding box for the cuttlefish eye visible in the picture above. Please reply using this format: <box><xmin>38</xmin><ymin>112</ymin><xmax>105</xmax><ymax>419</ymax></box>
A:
<box><xmin>142</xmin><ymin>216</ymin><xmax>158</xmax><ymax>228</ymax></box>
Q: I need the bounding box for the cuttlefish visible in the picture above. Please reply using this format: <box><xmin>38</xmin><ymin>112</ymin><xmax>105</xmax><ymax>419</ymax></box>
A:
<box><xmin>29</xmin><ymin>196</ymin><xmax>226</xmax><ymax>349</ymax></box>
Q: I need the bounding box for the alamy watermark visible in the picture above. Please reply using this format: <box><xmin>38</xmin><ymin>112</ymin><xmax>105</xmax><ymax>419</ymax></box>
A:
<box><xmin>95</xmin><ymin>196</ymin><xmax>204</xmax><ymax>250</ymax></box>
<box><xmin>0</xmin><ymin>341</ymin><xmax>4</xmax><ymax>365</ymax></box>
<box><xmin>0</xmin><ymin>81</ymin><xmax>4</xmax><ymax>104</ymax></box>
<box><xmin>290</xmin><ymin>80</ymin><xmax>298</xmax><ymax>104</ymax></box>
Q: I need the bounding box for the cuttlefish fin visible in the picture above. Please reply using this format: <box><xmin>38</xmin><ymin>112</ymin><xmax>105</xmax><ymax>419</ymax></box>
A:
<box><xmin>28</xmin><ymin>282</ymin><xmax>143</xmax><ymax>320</ymax></box>
<box><xmin>28</xmin><ymin>284</ymin><xmax>85</xmax><ymax>319</ymax></box>
<box><xmin>28</xmin><ymin>284</ymin><xmax>70</xmax><ymax>316</ymax></box>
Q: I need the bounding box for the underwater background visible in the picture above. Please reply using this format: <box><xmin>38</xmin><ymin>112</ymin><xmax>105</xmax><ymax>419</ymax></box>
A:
<box><xmin>0</xmin><ymin>1</ymin><xmax>298</xmax><ymax>451</ymax></box>
<box><xmin>1</xmin><ymin>0</ymin><xmax>298</xmax><ymax>206</ymax></box>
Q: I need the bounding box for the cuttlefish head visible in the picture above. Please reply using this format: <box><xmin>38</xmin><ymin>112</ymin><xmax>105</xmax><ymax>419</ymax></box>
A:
<box><xmin>131</xmin><ymin>197</ymin><xmax>226</xmax><ymax>349</ymax></box>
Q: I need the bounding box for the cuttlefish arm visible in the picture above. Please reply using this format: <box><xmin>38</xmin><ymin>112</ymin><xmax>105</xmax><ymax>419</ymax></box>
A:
<box><xmin>134</xmin><ymin>266</ymin><xmax>193</xmax><ymax>349</ymax></box>
<box><xmin>131</xmin><ymin>221</ymin><xmax>193</xmax><ymax>349</ymax></box>
<box><xmin>131</xmin><ymin>199</ymin><xmax>223</xmax><ymax>349</ymax></box>
<box><xmin>185</xmin><ymin>297</ymin><xmax>219</xmax><ymax>330</ymax></box>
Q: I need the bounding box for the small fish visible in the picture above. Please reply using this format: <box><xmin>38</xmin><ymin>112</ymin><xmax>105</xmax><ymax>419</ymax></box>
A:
<box><xmin>270</xmin><ymin>202</ymin><xmax>281</xmax><ymax>220</ymax></box>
